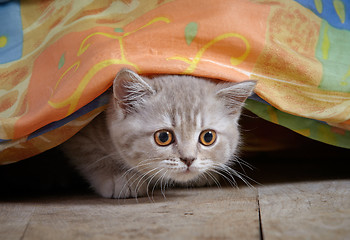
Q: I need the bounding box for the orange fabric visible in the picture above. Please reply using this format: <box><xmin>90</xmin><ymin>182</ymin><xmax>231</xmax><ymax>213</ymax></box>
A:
<box><xmin>1</xmin><ymin>0</ymin><xmax>350</xmax><ymax>164</ymax></box>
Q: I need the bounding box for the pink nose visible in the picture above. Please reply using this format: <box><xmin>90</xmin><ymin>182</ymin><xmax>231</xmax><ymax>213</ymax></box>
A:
<box><xmin>180</xmin><ymin>157</ymin><xmax>195</xmax><ymax>167</ymax></box>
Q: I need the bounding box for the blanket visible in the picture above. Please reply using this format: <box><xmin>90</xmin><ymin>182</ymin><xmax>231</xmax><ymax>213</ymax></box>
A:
<box><xmin>1</xmin><ymin>0</ymin><xmax>349</xmax><ymax>164</ymax></box>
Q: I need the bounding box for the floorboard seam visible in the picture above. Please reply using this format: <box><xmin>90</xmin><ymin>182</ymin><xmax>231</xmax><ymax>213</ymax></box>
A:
<box><xmin>257</xmin><ymin>191</ymin><xmax>264</xmax><ymax>240</ymax></box>
<box><xmin>19</xmin><ymin>206</ymin><xmax>36</xmax><ymax>240</ymax></box>
<box><xmin>19</xmin><ymin>218</ymin><xmax>31</xmax><ymax>240</ymax></box>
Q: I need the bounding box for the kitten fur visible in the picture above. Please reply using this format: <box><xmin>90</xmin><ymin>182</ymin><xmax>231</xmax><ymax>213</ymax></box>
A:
<box><xmin>62</xmin><ymin>69</ymin><xmax>256</xmax><ymax>199</ymax></box>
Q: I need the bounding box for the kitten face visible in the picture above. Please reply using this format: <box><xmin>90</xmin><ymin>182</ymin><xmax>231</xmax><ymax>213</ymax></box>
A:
<box><xmin>107</xmin><ymin>69</ymin><xmax>255</xmax><ymax>186</ymax></box>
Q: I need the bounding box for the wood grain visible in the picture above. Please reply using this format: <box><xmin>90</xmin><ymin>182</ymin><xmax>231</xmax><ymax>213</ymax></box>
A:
<box><xmin>259</xmin><ymin>180</ymin><xmax>350</xmax><ymax>240</ymax></box>
<box><xmin>0</xmin><ymin>204</ymin><xmax>35</xmax><ymax>240</ymax></box>
<box><xmin>2</xmin><ymin>180</ymin><xmax>350</xmax><ymax>239</ymax></box>
<box><xmin>0</xmin><ymin>187</ymin><xmax>260</xmax><ymax>240</ymax></box>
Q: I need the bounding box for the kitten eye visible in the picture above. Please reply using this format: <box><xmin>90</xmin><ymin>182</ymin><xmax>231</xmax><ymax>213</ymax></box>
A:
<box><xmin>199</xmin><ymin>130</ymin><xmax>216</xmax><ymax>146</ymax></box>
<box><xmin>154</xmin><ymin>130</ymin><xmax>174</xmax><ymax>146</ymax></box>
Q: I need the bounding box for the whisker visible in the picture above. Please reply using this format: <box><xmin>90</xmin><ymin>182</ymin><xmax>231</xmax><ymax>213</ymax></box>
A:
<box><xmin>204</xmin><ymin>171</ymin><xmax>221</xmax><ymax>188</ymax></box>
<box><xmin>160</xmin><ymin>172</ymin><xmax>169</xmax><ymax>199</ymax></box>
<box><xmin>237</xmin><ymin>157</ymin><xmax>255</xmax><ymax>170</ymax></box>
<box><xmin>210</xmin><ymin>168</ymin><xmax>237</xmax><ymax>188</ymax></box>
<box><xmin>213</xmin><ymin>163</ymin><xmax>239</xmax><ymax>185</ymax></box>
<box><xmin>219</xmin><ymin>163</ymin><xmax>260</xmax><ymax>188</ymax></box>
<box><xmin>115</xmin><ymin>156</ymin><xmax>167</xmax><ymax>199</ymax></box>
<box><xmin>152</xmin><ymin>170</ymin><xmax>168</xmax><ymax>199</ymax></box>
<box><xmin>151</xmin><ymin>176</ymin><xmax>161</xmax><ymax>200</ymax></box>
<box><xmin>234</xmin><ymin>169</ymin><xmax>261</xmax><ymax>188</ymax></box>
<box><xmin>230</xmin><ymin>155</ymin><xmax>254</xmax><ymax>171</ymax></box>
<box><xmin>131</xmin><ymin>169</ymin><xmax>153</xmax><ymax>196</ymax></box>
<box><xmin>145</xmin><ymin>169</ymin><xmax>164</xmax><ymax>201</ymax></box>
<box><xmin>117</xmin><ymin>164</ymin><xmax>154</xmax><ymax>199</ymax></box>
<box><xmin>83</xmin><ymin>152</ymin><xmax>119</xmax><ymax>170</ymax></box>
<box><xmin>197</xmin><ymin>172</ymin><xmax>210</xmax><ymax>186</ymax></box>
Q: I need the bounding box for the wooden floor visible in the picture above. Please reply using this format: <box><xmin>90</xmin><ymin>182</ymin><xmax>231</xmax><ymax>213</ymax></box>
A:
<box><xmin>1</xmin><ymin>180</ymin><xmax>350</xmax><ymax>240</ymax></box>
<box><xmin>1</xmin><ymin>139</ymin><xmax>350</xmax><ymax>240</ymax></box>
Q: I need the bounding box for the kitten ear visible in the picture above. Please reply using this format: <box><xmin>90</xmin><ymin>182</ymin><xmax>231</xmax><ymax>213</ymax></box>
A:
<box><xmin>216</xmin><ymin>80</ymin><xmax>257</xmax><ymax>114</ymax></box>
<box><xmin>113</xmin><ymin>68</ymin><xmax>155</xmax><ymax>112</ymax></box>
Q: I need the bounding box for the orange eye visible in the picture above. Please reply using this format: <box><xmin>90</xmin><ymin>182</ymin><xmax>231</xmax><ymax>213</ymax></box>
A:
<box><xmin>154</xmin><ymin>130</ymin><xmax>174</xmax><ymax>146</ymax></box>
<box><xmin>199</xmin><ymin>130</ymin><xmax>216</xmax><ymax>146</ymax></box>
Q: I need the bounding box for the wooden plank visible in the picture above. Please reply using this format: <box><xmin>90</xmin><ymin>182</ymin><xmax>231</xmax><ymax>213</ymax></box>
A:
<box><xmin>0</xmin><ymin>187</ymin><xmax>260</xmax><ymax>240</ymax></box>
<box><xmin>0</xmin><ymin>204</ymin><xmax>36</xmax><ymax>240</ymax></box>
<box><xmin>258</xmin><ymin>180</ymin><xmax>350</xmax><ymax>240</ymax></box>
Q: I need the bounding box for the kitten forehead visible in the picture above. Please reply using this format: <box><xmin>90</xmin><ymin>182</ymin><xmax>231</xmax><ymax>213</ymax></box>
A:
<box><xmin>138</xmin><ymin>75</ymin><xmax>239</xmax><ymax>134</ymax></box>
<box><xmin>144</xmin><ymin>76</ymin><xmax>215</xmax><ymax>125</ymax></box>
<box><xmin>110</xmin><ymin>71</ymin><xmax>251</xmax><ymax>141</ymax></box>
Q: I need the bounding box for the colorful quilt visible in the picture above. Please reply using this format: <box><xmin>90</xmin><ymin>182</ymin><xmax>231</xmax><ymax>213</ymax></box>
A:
<box><xmin>1</xmin><ymin>0</ymin><xmax>349</xmax><ymax>164</ymax></box>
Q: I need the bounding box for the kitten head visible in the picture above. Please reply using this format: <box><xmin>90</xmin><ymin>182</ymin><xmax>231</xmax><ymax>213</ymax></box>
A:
<box><xmin>107</xmin><ymin>69</ymin><xmax>256</xmax><ymax>185</ymax></box>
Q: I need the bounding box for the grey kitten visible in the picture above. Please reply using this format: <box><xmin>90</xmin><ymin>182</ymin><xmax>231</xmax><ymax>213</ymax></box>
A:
<box><xmin>62</xmin><ymin>69</ymin><xmax>256</xmax><ymax>198</ymax></box>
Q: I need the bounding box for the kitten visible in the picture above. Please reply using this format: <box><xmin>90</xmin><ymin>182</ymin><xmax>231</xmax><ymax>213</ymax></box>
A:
<box><xmin>62</xmin><ymin>69</ymin><xmax>256</xmax><ymax>198</ymax></box>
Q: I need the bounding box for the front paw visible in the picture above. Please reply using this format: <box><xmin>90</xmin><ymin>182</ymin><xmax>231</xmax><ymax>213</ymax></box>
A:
<box><xmin>89</xmin><ymin>173</ymin><xmax>148</xmax><ymax>199</ymax></box>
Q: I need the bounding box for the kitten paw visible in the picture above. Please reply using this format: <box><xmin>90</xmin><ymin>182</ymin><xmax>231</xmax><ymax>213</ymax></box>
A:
<box><xmin>90</xmin><ymin>173</ymin><xmax>147</xmax><ymax>199</ymax></box>
<box><xmin>112</xmin><ymin>175</ymin><xmax>148</xmax><ymax>199</ymax></box>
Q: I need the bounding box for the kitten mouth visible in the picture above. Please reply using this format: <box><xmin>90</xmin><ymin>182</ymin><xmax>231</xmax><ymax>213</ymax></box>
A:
<box><xmin>173</xmin><ymin>168</ymin><xmax>192</xmax><ymax>175</ymax></box>
<box><xmin>163</xmin><ymin>161</ymin><xmax>201</xmax><ymax>182</ymax></box>
<box><xmin>173</xmin><ymin>167</ymin><xmax>200</xmax><ymax>181</ymax></box>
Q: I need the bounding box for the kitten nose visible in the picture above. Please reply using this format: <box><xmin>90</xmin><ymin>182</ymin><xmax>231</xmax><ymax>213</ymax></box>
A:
<box><xmin>180</xmin><ymin>157</ymin><xmax>195</xmax><ymax>167</ymax></box>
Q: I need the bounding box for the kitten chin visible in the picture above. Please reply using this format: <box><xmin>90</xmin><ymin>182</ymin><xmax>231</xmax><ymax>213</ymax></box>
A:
<box><xmin>62</xmin><ymin>69</ymin><xmax>256</xmax><ymax>199</ymax></box>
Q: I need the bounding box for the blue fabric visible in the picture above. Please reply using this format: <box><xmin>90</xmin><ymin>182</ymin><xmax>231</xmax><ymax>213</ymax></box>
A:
<box><xmin>294</xmin><ymin>0</ymin><xmax>350</xmax><ymax>30</ymax></box>
<box><xmin>27</xmin><ymin>91</ymin><xmax>110</xmax><ymax>140</ymax></box>
<box><xmin>0</xmin><ymin>0</ymin><xmax>23</xmax><ymax>64</ymax></box>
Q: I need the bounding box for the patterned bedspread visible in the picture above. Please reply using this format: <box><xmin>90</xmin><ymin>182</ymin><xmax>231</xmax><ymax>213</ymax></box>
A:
<box><xmin>1</xmin><ymin>0</ymin><xmax>349</xmax><ymax>164</ymax></box>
